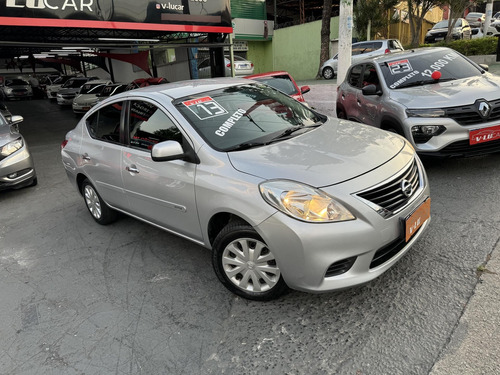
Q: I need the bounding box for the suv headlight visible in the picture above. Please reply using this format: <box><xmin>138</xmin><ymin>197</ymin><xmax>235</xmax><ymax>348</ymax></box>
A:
<box><xmin>260</xmin><ymin>180</ymin><xmax>355</xmax><ymax>222</ymax></box>
<box><xmin>406</xmin><ymin>109</ymin><xmax>445</xmax><ymax>118</ymax></box>
<box><xmin>0</xmin><ymin>137</ymin><xmax>23</xmax><ymax>157</ymax></box>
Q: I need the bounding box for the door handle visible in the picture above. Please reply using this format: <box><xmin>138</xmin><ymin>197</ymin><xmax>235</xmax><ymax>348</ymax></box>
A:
<box><xmin>126</xmin><ymin>166</ymin><xmax>139</xmax><ymax>174</ymax></box>
<box><xmin>82</xmin><ymin>153</ymin><xmax>91</xmax><ymax>161</ymax></box>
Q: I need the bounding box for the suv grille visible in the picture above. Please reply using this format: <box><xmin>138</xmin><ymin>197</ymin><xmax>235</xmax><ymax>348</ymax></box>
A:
<box><xmin>445</xmin><ymin>99</ymin><xmax>500</xmax><ymax>126</ymax></box>
<box><xmin>356</xmin><ymin>158</ymin><xmax>421</xmax><ymax>217</ymax></box>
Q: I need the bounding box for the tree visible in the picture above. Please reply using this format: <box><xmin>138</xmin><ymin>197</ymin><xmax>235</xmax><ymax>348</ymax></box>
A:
<box><xmin>445</xmin><ymin>0</ymin><xmax>476</xmax><ymax>41</ymax></box>
<box><xmin>353</xmin><ymin>0</ymin><xmax>399</xmax><ymax>41</ymax></box>
<box><xmin>317</xmin><ymin>0</ymin><xmax>334</xmax><ymax>79</ymax></box>
<box><xmin>406</xmin><ymin>0</ymin><xmax>443</xmax><ymax>47</ymax></box>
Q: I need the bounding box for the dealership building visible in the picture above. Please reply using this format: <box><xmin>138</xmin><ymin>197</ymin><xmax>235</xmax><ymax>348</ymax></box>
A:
<box><xmin>0</xmin><ymin>0</ymin><xmax>273</xmax><ymax>82</ymax></box>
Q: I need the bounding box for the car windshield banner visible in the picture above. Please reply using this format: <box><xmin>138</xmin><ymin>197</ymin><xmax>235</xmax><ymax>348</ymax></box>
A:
<box><xmin>0</xmin><ymin>0</ymin><xmax>232</xmax><ymax>33</ymax></box>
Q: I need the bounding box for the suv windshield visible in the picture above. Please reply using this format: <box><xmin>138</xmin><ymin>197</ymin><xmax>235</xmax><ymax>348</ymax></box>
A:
<box><xmin>380</xmin><ymin>50</ymin><xmax>482</xmax><ymax>89</ymax></box>
<box><xmin>175</xmin><ymin>83</ymin><xmax>325</xmax><ymax>151</ymax></box>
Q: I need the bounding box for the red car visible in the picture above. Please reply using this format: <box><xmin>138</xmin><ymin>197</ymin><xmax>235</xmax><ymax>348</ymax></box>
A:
<box><xmin>126</xmin><ymin>77</ymin><xmax>169</xmax><ymax>91</ymax></box>
<box><xmin>245</xmin><ymin>71</ymin><xmax>310</xmax><ymax>103</ymax></box>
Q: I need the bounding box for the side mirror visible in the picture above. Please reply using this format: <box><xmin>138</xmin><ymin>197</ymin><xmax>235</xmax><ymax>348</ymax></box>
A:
<box><xmin>10</xmin><ymin>115</ymin><xmax>23</xmax><ymax>125</ymax></box>
<box><xmin>479</xmin><ymin>63</ymin><xmax>489</xmax><ymax>71</ymax></box>
<box><xmin>300</xmin><ymin>85</ymin><xmax>310</xmax><ymax>95</ymax></box>
<box><xmin>362</xmin><ymin>84</ymin><xmax>382</xmax><ymax>96</ymax></box>
<box><xmin>151</xmin><ymin>140</ymin><xmax>186</xmax><ymax>162</ymax></box>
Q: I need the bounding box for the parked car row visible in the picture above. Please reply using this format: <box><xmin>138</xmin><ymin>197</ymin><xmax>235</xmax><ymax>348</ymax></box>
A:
<box><xmin>46</xmin><ymin>76</ymin><xmax>168</xmax><ymax>114</ymax></box>
<box><xmin>5</xmin><ymin>41</ymin><xmax>500</xmax><ymax>302</ymax></box>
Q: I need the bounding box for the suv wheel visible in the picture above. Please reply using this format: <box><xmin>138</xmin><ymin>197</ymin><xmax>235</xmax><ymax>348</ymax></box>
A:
<box><xmin>322</xmin><ymin>67</ymin><xmax>335</xmax><ymax>80</ymax></box>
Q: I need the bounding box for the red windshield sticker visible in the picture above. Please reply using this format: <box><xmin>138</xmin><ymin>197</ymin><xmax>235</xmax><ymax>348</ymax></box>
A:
<box><xmin>387</xmin><ymin>59</ymin><xmax>413</xmax><ymax>75</ymax></box>
<box><xmin>182</xmin><ymin>96</ymin><xmax>213</xmax><ymax>107</ymax></box>
<box><xmin>183</xmin><ymin>96</ymin><xmax>228</xmax><ymax>120</ymax></box>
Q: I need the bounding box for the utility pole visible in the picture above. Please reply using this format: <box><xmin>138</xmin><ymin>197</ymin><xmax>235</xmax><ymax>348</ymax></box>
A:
<box><xmin>484</xmin><ymin>0</ymin><xmax>493</xmax><ymax>37</ymax></box>
<box><xmin>337</xmin><ymin>0</ymin><xmax>353</xmax><ymax>84</ymax></box>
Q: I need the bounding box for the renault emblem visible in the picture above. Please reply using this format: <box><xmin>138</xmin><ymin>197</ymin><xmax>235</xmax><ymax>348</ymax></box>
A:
<box><xmin>477</xmin><ymin>100</ymin><xmax>491</xmax><ymax>119</ymax></box>
<box><xmin>401</xmin><ymin>179</ymin><xmax>413</xmax><ymax>198</ymax></box>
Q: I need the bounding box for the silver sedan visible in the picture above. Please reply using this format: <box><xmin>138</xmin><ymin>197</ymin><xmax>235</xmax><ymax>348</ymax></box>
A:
<box><xmin>61</xmin><ymin>78</ymin><xmax>431</xmax><ymax>300</ymax></box>
<box><xmin>0</xmin><ymin>113</ymin><xmax>37</xmax><ymax>191</ymax></box>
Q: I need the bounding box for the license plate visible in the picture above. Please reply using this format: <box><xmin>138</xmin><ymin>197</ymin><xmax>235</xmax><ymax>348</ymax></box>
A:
<box><xmin>404</xmin><ymin>198</ymin><xmax>430</xmax><ymax>242</ymax></box>
<box><xmin>240</xmin><ymin>64</ymin><xmax>248</xmax><ymax>68</ymax></box>
<box><xmin>469</xmin><ymin>125</ymin><xmax>500</xmax><ymax>145</ymax></box>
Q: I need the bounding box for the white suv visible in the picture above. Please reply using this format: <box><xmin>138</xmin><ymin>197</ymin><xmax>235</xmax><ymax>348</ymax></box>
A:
<box><xmin>320</xmin><ymin>39</ymin><xmax>404</xmax><ymax>80</ymax></box>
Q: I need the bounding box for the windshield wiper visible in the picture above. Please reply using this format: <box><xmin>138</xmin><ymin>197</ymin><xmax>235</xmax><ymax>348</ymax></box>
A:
<box><xmin>396</xmin><ymin>78</ymin><xmax>457</xmax><ymax>89</ymax></box>
<box><xmin>268</xmin><ymin>122</ymin><xmax>323</xmax><ymax>143</ymax></box>
<box><xmin>225</xmin><ymin>122</ymin><xmax>323</xmax><ymax>151</ymax></box>
<box><xmin>225</xmin><ymin>141</ymin><xmax>267</xmax><ymax>152</ymax></box>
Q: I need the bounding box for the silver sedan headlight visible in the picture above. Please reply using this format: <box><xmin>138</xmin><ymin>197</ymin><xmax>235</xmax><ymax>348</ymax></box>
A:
<box><xmin>260</xmin><ymin>180</ymin><xmax>355</xmax><ymax>223</ymax></box>
<box><xmin>0</xmin><ymin>138</ymin><xmax>23</xmax><ymax>157</ymax></box>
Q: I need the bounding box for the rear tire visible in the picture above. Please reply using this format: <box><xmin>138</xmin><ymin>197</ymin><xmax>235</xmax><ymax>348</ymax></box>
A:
<box><xmin>212</xmin><ymin>222</ymin><xmax>288</xmax><ymax>301</ymax></box>
<box><xmin>336</xmin><ymin>106</ymin><xmax>347</xmax><ymax>119</ymax></box>
<box><xmin>322</xmin><ymin>67</ymin><xmax>335</xmax><ymax>80</ymax></box>
<box><xmin>81</xmin><ymin>179</ymin><xmax>117</xmax><ymax>225</ymax></box>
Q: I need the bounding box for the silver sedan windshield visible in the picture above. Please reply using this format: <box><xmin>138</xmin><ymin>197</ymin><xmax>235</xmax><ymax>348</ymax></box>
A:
<box><xmin>175</xmin><ymin>83</ymin><xmax>325</xmax><ymax>151</ymax></box>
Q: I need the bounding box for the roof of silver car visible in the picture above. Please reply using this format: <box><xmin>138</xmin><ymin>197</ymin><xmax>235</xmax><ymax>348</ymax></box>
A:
<box><xmin>368</xmin><ymin>46</ymin><xmax>452</xmax><ymax>63</ymax></box>
<box><xmin>117</xmin><ymin>77</ymin><xmax>254</xmax><ymax>100</ymax></box>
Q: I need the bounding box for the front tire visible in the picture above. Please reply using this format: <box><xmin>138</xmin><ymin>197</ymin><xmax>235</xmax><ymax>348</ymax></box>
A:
<box><xmin>81</xmin><ymin>179</ymin><xmax>117</xmax><ymax>225</ymax></box>
<box><xmin>212</xmin><ymin>222</ymin><xmax>288</xmax><ymax>301</ymax></box>
<box><xmin>336</xmin><ymin>106</ymin><xmax>347</xmax><ymax>119</ymax></box>
<box><xmin>322</xmin><ymin>67</ymin><xmax>335</xmax><ymax>80</ymax></box>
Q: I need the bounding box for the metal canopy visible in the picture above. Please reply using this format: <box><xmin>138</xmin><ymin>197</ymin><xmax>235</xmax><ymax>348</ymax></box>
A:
<box><xmin>0</xmin><ymin>26</ymin><xmax>225</xmax><ymax>61</ymax></box>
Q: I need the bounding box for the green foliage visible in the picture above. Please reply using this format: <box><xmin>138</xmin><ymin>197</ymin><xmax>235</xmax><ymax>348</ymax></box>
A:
<box><xmin>414</xmin><ymin>37</ymin><xmax>498</xmax><ymax>55</ymax></box>
<box><xmin>353</xmin><ymin>0</ymin><xmax>399</xmax><ymax>41</ymax></box>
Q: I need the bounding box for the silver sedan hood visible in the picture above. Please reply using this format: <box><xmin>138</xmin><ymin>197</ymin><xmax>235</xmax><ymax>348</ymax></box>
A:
<box><xmin>228</xmin><ymin>120</ymin><xmax>405</xmax><ymax>187</ymax></box>
<box><xmin>391</xmin><ymin>74</ymin><xmax>500</xmax><ymax>109</ymax></box>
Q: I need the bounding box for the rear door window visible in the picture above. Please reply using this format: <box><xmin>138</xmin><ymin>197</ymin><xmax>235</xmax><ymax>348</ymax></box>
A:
<box><xmin>86</xmin><ymin>101</ymin><xmax>123</xmax><ymax>143</ymax></box>
<box><xmin>352</xmin><ymin>43</ymin><xmax>374</xmax><ymax>55</ymax></box>
<box><xmin>371</xmin><ymin>42</ymin><xmax>383</xmax><ymax>52</ymax></box>
<box><xmin>348</xmin><ymin>65</ymin><xmax>363</xmax><ymax>87</ymax></box>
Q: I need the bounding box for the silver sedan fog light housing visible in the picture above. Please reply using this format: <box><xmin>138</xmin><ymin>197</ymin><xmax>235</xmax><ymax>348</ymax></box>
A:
<box><xmin>260</xmin><ymin>180</ymin><xmax>355</xmax><ymax>223</ymax></box>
